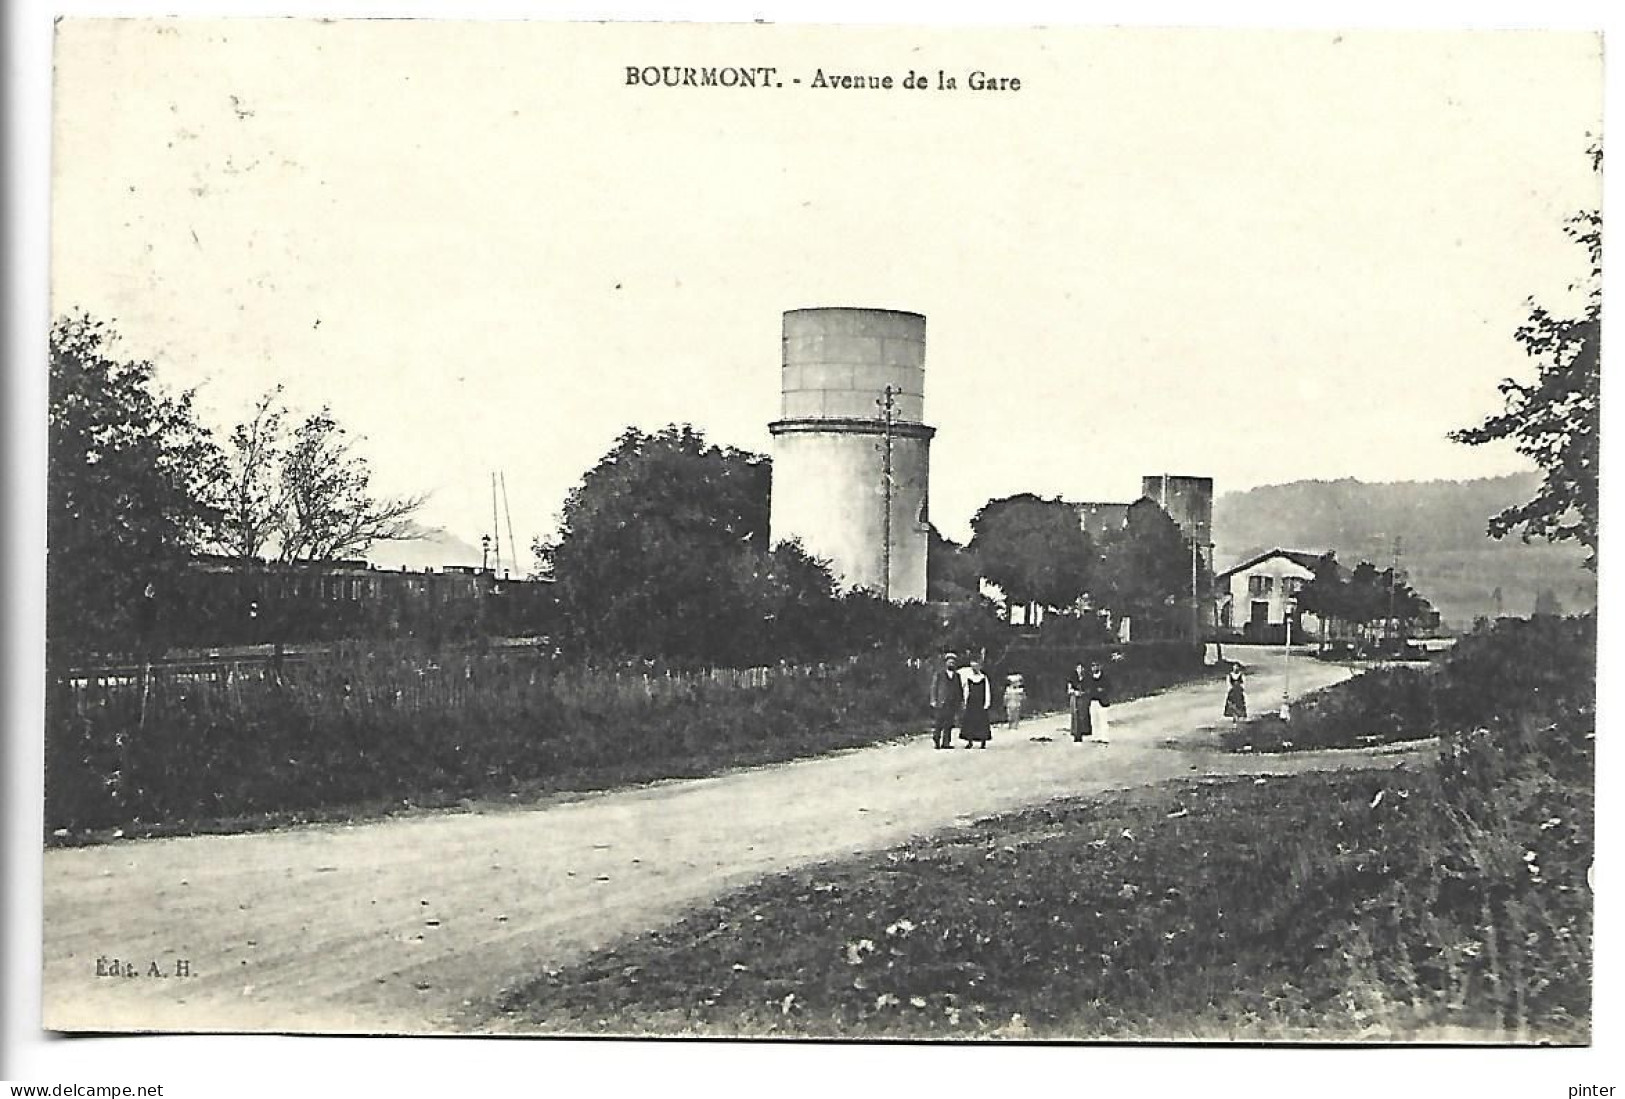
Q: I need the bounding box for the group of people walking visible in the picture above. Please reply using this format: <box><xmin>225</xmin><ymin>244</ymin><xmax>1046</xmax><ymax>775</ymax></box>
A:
<box><xmin>927</xmin><ymin>649</ymin><xmax>1255</xmax><ymax>752</ymax></box>
<box><xmin>928</xmin><ymin>652</ymin><xmax>1113</xmax><ymax>749</ymax></box>
<box><xmin>929</xmin><ymin>652</ymin><xmax>991</xmax><ymax>748</ymax></box>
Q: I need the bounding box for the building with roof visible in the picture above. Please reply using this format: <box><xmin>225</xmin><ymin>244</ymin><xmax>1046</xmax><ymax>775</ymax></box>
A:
<box><xmin>1214</xmin><ymin>548</ymin><xmax>1331</xmax><ymax>641</ymax></box>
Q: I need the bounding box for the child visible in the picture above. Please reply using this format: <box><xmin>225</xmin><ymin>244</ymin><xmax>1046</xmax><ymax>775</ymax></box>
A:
<box><xmin>1003</xmin><ymin>673</ymin><xmax>1026</xmax><ymax>729</ymax></box>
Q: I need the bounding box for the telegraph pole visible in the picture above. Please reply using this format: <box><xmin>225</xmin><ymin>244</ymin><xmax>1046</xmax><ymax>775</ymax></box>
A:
<box><xmin>1190</xmin><ymin>538</ymin><xmax>1200</xmax><ymax>642</ymax></box>
<box><xmin>875</xmin><ymin>385</ymin><xmax>897</xmax><ymax>602</ymax></box>
<box><xmin>490</xmin><ymin>473</ymin><xmax>503</xmax><ymax>577</ymax></box>
<box><xmin>1389</xmin><ymin>535</ymin><xmax>1402</xmax><ymax>650</ymax></box>
<box><xmin>1282</xmin><ymin>596</ymin><xmax>1295</xmax><ymax>720</ymax></box>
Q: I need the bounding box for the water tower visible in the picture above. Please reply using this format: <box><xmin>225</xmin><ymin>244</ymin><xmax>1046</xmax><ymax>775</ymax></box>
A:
<box><xmin>769</xmin><ymin>308</ymin><xmax>934</xmax><ymax>602</ymax></box>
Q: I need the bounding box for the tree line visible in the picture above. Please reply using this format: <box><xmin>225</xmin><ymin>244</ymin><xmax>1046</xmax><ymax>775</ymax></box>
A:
<box><xmin>48</xmin><ymin>139</ymin><xmax>1595</xmax><ymax>667</ymax></box>
<box><xmin>1294</xmin><ymin>553</ymin><xmax>1436</xmax><ymax>647</ymax></box>
<box><xmin>958</xmin><ymin>494</ymin><xmax>1207</xmax><ymax>641</ymax></box>
<box><xmin>48</xmin><ymin>313</ymin><xmax>420</xmax><ymax>661</ymax></box>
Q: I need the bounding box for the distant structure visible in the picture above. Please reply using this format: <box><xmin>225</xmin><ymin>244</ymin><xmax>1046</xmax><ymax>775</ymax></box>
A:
<box><xmin>1214</xmin><ymin>548</ymin><xmax>1325</xmax><ymax>642</ymax></box>
<box><xmin>1066</xmin><ymin>475</ymin><xmax>1213</xmax><ymax>558</ymax></box>
<box><xmin>769</xmin><ymin>307</ymin><xmax>933</xmax><ymax>602</ymax></box>
<box><xmin>1074</xmin><ymin>501</ymin><xmax>1132</xmax><ymax>542</ymax></box>
<box><xmin>167</xmin><ymin>556</ymin><xmax>555</xmax><ymax>648</ymax></box>
<box><xmin>1141</xmin><ymin>474</ymin><xmax>1215</xmax><ymax>573</ymax></box>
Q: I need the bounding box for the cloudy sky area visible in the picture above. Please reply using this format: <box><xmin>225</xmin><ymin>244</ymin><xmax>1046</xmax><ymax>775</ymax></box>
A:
<box><xmin>51</xmin><ymin>21</ymin><xmax>1601</xmax><ymax>553</ymax></box>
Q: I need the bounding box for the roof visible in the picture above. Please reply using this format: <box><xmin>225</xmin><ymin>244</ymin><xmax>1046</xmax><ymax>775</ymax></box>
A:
<box><xmin>1215</xmin><ymin>548</ymin><xmax>1332</xmax><ymax>581</ymax></box>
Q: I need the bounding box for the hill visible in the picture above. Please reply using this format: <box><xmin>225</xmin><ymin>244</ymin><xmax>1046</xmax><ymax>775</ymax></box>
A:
<box><xmin>1213</xmin><ymin>474</ymin><xmax>1594</xmax><ymax>628</ymax></box>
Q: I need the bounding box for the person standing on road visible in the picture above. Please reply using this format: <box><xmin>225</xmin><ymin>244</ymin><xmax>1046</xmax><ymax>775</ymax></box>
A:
<box><xmin>958</xmin><ymin>659</ymin><xmax>993</xmax><ymax>748</ymax></box>
<box><xmin>1224</xmin><ymin>662</ymin><xmax>1248</xmax><ymax>722</ymax></box>
<box><xmin>929</xmin><ymin>651</ymin><xmax>962</xmax><ymax>750</ymax></box>
<box><xmin>1067</xmin><ymin>661</ymin><xmax>1090</xmax><ymax>741</ymax></box>
<box><xmin>1086</xmin><ymin>661</ymin><xmax>1112</xmax><ymax>741</ymax></box>
<box><xmin>1003</xmin><ymin>672</ymin><xmax>1027</xmax><ymax>730</ymax></box>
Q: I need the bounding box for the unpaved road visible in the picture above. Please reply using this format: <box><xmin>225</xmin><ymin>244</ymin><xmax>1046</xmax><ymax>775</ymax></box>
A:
<box><xmin>43</xmin><ymin>653</ymin><xmax>1425</xmax><ymax>1034</ymax></box>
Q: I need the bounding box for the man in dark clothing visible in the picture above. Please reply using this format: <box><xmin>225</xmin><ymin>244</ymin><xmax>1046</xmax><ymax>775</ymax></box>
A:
<box><xmin>929</xmin><ymin>651</ymin><xmax>961</xmax><ymax>749</ymax></box>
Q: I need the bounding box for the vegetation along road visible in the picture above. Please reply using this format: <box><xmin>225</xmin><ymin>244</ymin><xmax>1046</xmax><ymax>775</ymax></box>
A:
<box><xmin>43</xmin><ymin>650</ymin><xmax>1422</xmax><ymax>1035</ymax></box>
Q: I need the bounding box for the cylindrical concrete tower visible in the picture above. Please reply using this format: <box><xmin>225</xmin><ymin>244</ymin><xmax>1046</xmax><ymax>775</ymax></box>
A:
<box><xmin>769</xmin><ymin>308</ymin><xmax>934</xmax><ymax>602</ymax></box>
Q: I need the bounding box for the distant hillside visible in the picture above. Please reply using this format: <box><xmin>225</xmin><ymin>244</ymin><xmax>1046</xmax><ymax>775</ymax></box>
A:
<box><xmin>1214</xmin><ymin>474</ymin><xmax>1595</xmax><ymax>628</ymax></box>
<box><xmin>365</xmin><ymin>523</ymin><xmax>485</xmax><ymax>572</ymax></box>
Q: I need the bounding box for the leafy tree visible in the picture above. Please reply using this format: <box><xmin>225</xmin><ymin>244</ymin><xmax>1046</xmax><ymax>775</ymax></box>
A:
<box><xmin>273</xmin><ymin>407</ymin><xmax>423</xmax><ymax>563</ymax></box>
<box><xmin>1294</xmin><ymin>551</ymin><xmax>1347</xmax><ymax>651</ymax></box>
<box><xmin>1343</xmin><ymin>562</ymin><xmax>1388</xmax><ymax>642</ymax></box>
<box><xmin>47</xmin><ymin>313</ymin><xmax>224</xmax><ymax>660</ymax></box>
<box><xmin>537</xmin><ymin>425</ymin><xmax>810</xmax><ymax>664</ymax></box>
<box><xmin>968</xmin><ymin>494</ymin><xmax>1095</xmax><ymax>616</ymax></box>
<box><xmin>1095</xmin><ymin>499</ymin><xmax>1197</xmax><ymax>637</ymax></box>
<box><xmin>1452</xmin><ymin>144</ymin><xmax>1600</xmax><ymax>566</ymax></box>
<box><xmin>927</xmin><ymin>525</ymin><xmax>980</xmax><ymax>602</ymax></box>
<box><xmin>1324</xmin><ymin>560</ymin><xmax>1437</xmax><ymax>645</ymax></box>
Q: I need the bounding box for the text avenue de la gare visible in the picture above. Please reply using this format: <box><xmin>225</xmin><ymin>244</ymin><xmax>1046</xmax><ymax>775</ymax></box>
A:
<box><xmin>625</xmin><ymin>66</ymin><xmax>1022</xmax><ymax>92</ymax></box>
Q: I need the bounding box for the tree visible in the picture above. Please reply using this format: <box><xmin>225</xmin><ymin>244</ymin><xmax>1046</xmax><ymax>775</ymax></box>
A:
<box><xmin>968</xmin><ymin>494</ymin><xmax>1095</xmax><ymax>616</ymax></box>
<box><xmin>927</xmin><ymin>525</ymin><xmax>980</xmax><ymax>602</ymax></box>
<box><xmin>208</xmin><ymin>389</ymin><xmax>423</xmax><ymax>565</ymax></box>
<box><xmin>1533</xmin><ymin>588</ymin><xmax>1566</xmax><ymax>618</ymax></box>
<box><xmin>47</xmin><ymin>313</ymin><xmax>224</xmax><ymax>660</ymax></box>
<box><xmin>1343</xmin><ymin>561</ymin><xmax>1387</xmax><ymax>643</ymax></box>
<box><xmin>273</xmin><ymin>407</ymin><xmax>423</xmax><ymax>563</ymax></box>
<box><xmin>214</xmin><ymin>385</ymin><xmax>288</xmax><ymax>561</ymax></box>
<box><xmin>536</xmin><ymin>425</ymin><xmax>816</xmax><ymax>664</ymax></box>
<box><xmin>1293</xmin><ymin>551</ymin><xmax>1347</xmax><ymax>651</ymax></box>
<box><xmin>1452</xmin><ymin>144</ymin><xmax>1600</xmax><ymax>567</ymax></box>
<box><xmin>1095</xmin><ymin>499</ymin><xmax>1195</xmax><ymax>637</ymax></box>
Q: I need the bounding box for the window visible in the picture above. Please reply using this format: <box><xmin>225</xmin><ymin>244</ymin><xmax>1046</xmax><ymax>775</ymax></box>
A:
<box><xmin>1283</xmin><ymin>576</ymin><xmax>1305</xmax><ymax>596</ymax></box>
<box><xmin>1247</xmin><ymin>575</ymin><xmax>1274</xmax><ymax>597</ymax></box>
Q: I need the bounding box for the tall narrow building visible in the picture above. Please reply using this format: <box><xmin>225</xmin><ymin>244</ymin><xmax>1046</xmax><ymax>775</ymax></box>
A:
<box><xmin>1142</xmin><ymin>473</ymin><xmax>1215</xmax><ymax>573</ymax></box>
<box><xmin>768</xmin><ymin>307</ymin><xmax>933</xmax><ymax>601</ymax></box>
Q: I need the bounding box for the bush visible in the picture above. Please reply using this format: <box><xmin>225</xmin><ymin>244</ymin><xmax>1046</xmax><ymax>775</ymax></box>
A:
<box><xmin>45</xmin><ymin>647</ymin><xmax>923</xmax><ymax>835</ymax></box>
<box><xmin>501</xmin><ymin>620</ymin><xmax>1593</xmax><ymax>1040</ymax></box>
<box><xmin>45</xmin><ymin>638</ymin><xmax>1213</xmax><ymax>837</ymax></box>
<box><xmin>1223</xmin><ymin>615</ymin><xmax>1593</xmax><ymax>753</ymax></box>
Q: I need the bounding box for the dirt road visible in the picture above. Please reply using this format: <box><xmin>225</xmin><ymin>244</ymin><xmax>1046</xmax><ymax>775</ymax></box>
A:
<box><xmin>43</xmin><ymin>652</ymin><xmax>1422</xmax><ymax>1034</ymax></box>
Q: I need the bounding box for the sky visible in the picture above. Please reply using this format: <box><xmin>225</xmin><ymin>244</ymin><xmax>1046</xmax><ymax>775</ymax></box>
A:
<box><xmin>50</xmin><ymin>21</ymin><xmax>1602</xmax><ymax>551</ymax></box>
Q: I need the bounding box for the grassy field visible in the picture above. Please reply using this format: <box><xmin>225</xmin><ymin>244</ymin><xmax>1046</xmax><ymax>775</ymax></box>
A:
<box><xmin>45</xmin><ymin>641</ymin><xmax>1207</xmax><ymax>841</ymax></box>
<box><xmin>500</xmin><ymin>620</ymin><xmax>1593</xmax><ymax>1041</ymax></box>
<box><xmin>1224</xmin><ymin>616</ymin><xmax>1592</xmax><ymax>754</ymax></box>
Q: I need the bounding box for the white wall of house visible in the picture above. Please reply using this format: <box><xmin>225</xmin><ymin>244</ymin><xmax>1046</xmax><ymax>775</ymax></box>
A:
<box><xmin>1219</xmin><ymin>555</ymin><xmax>1323</xmax><ymax>633</ymax></box>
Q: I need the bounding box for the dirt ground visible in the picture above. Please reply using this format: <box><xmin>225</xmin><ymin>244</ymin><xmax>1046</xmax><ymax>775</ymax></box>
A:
<box><xmin>42</xmin><ymin>650</ymin><xmax>1427</xmax><ymax>1035</ymax></box>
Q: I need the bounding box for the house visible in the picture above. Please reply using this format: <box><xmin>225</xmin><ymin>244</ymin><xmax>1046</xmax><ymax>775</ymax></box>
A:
<box><xmin>1215</xmin><ymin>548</ymin><xmax>1330</xmax><ymax>642</ymax></box>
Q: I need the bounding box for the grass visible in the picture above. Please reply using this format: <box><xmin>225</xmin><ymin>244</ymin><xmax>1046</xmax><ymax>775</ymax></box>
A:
<box><xmin>1221</xmin><ymin>665</ymin><xmax>1441</xmax><ymax>753</ymax></box>
<box><xmin>45</xmin><ymin>641</ymin><xmax>1207</xmax><ymax>842</ymax></box>
<box><xmin>1223</xmin><ymin>615</ymin><xmax>1593</xmax><ymax>755</ymax></box>
<box><xmin>498</xmin><ymin>621</ymin><xmax>1593</xmax><ymax>1041</ymax></box>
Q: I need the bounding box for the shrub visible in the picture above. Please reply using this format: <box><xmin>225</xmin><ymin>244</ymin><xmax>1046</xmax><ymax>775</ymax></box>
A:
<box><xmin>46</xmin><ymin>639</ymin><xmax>1211</xmax><ymax>836</ymax></box>
<box><xmin>501</xmin><ymin>621</ymin><xmax>1593</xmax><ymax>1040</ymax></box>
<box><xmin>1222</xmin><ymin>615</ymin><xmax>1594</xmax><ymax>753</ymax></box>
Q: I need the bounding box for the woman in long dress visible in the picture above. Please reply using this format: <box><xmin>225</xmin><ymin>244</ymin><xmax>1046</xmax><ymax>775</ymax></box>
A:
<box><xmin>959</xmin><ymin>660</ymin><xmax>993</xmax><ymax>748</ymax></box>
<box><xmin>1066</xmin><ymin>661</ymin><xmax>1089</xmax><ymax>741</ymax></box>
<box><xmin>1224</xmin><ymin>663</ymin><xmax>1248</xmax><ymax>722</ymax></box>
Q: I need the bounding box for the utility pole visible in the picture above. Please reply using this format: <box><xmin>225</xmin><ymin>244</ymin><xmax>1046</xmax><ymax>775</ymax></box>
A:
<box><xmin>490</xmin><ymin>473</ymin><xmax>503</xmax><ymax>577</ymax></box>
<box><xmin>500</xmin><ymin>472</ymin><xmax>518</xmax><ymax>580</ymax></box>
<box><xmin>1190</xmin><ymin>538</ymin><xmax>1200</xmax><ymax>642</ymax></box>
<box><xmin>1388</xmin><ymin>535</ymin><xmax>1400</xmax><ymax>651</ymax></box>
<box><xmin>875</xmin><ymin>385</ymin><xmax>897</xmax><ymax>603</ymax></box>
<box><xmin>1282</xmin><ymin>595</ymin><xmax>1295</xmax><ymax>720</ymax></box>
